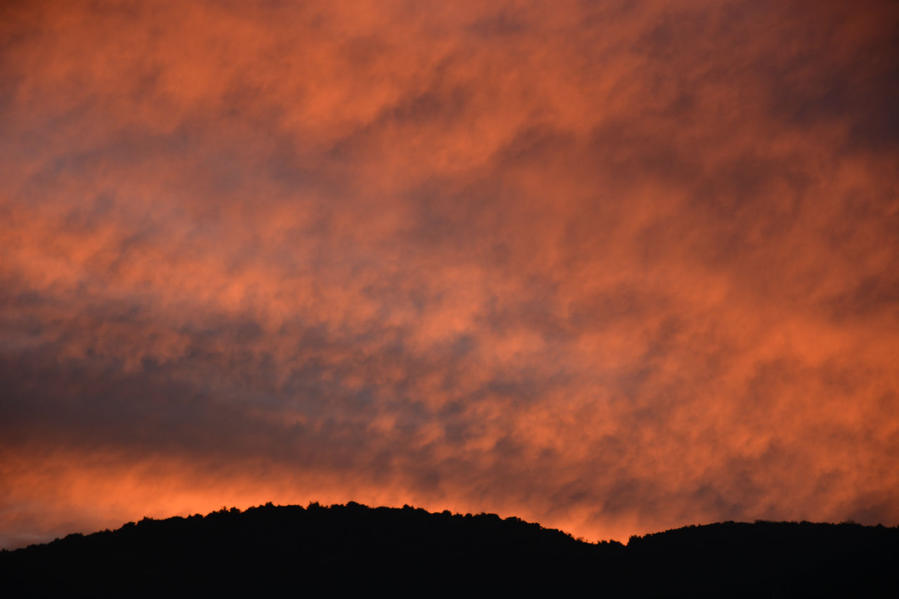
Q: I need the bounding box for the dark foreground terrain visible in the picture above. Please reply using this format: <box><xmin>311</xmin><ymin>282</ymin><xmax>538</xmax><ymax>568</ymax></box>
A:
<box><xmin>1</xmin><ymin>503</ymin><xmax>896</xmax><ymax>597</ymax></box>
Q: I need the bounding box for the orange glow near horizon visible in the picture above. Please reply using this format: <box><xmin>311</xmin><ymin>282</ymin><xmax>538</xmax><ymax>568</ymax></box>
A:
<box><xmin>1</xmin><ymin>0</ymin><xmax>898</xmax><ymax>548</ymax></box>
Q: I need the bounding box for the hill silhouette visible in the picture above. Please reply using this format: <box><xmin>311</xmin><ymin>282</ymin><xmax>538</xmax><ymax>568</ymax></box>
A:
<box><xmin>1</xmin><ymin>502</ymin><xmax>896</xmax><ymax>597</ymax></box>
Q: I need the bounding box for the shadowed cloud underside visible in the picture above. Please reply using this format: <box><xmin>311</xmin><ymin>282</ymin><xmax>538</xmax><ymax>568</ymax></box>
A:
<box><xmin>1</xmin><ymin>0</ymin><xmax>898</xmax><ymax>548</ymax></box>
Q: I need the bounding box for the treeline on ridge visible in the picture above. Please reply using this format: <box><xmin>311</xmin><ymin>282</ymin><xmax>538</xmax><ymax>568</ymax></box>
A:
<box><xmin>1</xmin><ymin>502</ymin><xmax>896</xmax><ymax>597</ymax></box>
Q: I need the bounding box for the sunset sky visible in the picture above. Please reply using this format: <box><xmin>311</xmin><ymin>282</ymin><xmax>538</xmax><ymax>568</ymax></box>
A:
<box><xmin>1</xmin><ymin>0</ymin><xmax>898</xmax><ymax>548</ymax></box>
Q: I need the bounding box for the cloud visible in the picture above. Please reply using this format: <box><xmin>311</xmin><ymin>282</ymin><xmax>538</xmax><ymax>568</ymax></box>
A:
<box><xmin>1</xmin><ymin>0</ymin><xmax>897</xmax><ymax>546</ymax></box>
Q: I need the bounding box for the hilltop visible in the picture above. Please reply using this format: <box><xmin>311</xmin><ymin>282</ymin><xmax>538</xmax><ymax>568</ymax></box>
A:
<box><xmin>1</xmin><ymin>502</ymin><xmax>896</xmax><ymax>597</ymax></box>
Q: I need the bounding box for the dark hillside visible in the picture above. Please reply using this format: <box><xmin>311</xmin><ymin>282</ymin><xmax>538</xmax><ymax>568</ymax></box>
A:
<box><xmin>1</xmin><ymin>503</ymin><xmax>896</xmax><ymax>597</ymax></box>
<box><xmin>626</xmin><ymin>520</ymin><xmax>898</xmax><ymax>597</ymax></box>
<box><xmin>0</xmin><ymin>502</ymin><xmax>619</xmax><ymax>596</ymax></box>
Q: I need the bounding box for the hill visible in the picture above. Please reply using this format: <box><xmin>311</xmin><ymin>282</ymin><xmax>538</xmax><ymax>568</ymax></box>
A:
<box><xmin>1</xmin><ymin>502</ymin><xmax>896</xmax><ymax>597</ymax></box>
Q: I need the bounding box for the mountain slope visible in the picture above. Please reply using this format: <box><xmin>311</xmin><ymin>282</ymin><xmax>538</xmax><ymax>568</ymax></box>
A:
<box><xmin>1</xmin><ymin>502</ymin><xmax>896</xmax><ymax>597</ymax></box>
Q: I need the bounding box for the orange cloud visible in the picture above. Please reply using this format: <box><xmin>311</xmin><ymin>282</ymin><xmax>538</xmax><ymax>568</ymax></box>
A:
<box><xmin>1</xmin><ymin>0</ymin><xmax>897</xmax><ymax>547</ymax></box>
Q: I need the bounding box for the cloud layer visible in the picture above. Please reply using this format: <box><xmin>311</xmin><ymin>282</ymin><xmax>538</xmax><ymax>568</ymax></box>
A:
<box><xmin>1</xmin><ymin>0</ymin><xmax>898</xmax><ymax>547</ymax></box>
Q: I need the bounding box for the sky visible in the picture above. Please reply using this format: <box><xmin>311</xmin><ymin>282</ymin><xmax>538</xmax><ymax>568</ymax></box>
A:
<box><xmin>1</xmin><ymin>0</ymin><xmax>898</xmax><ymax>548</ymax></box>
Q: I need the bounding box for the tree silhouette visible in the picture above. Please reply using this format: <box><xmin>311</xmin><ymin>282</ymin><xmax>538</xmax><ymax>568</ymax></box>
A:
<box><xmin>0</xmin><ymin>504</ymin><xmax>896</xmax><ymax>597</ymax></box>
